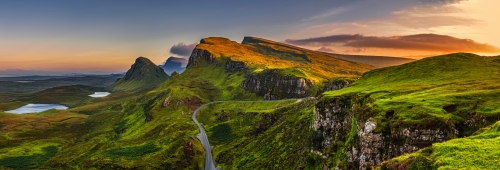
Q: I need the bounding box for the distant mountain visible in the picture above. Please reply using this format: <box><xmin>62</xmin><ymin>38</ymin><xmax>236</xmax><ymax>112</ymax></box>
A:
<box><xmin>0</xmin><ymin>69</ymin><xmax>113</xmax><ymax>77</ymax></box>
<box><xmin>160</xmin><ymin>57</ymin><xmax>188</xmax><ymax>75</ymax></box>
<box><xmin>108</xmin><ymin>57</ymin><xmax>169</xmax><ymax>91</ymax></box>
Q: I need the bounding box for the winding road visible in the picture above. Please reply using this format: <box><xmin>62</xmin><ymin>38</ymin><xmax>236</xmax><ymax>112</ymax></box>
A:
<box><xmin>192</xmin><ymin>99</ymin><xmax>307</xmax><ymax>170</ymax></box>
<box><xmin>192</xmin><ymin>101</ymin><xmax>221</xmax><ymax>170</ymax></box>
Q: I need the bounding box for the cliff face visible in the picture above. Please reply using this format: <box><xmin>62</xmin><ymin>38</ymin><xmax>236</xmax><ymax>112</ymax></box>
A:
<box><xmin>240</xmin><ymin>70</ymin><xmax>314</xmax><ymax>100</ymax></box>
<box><xmin>187</xmin><ymin>49</ymin><xmax>217</xmax><ymax>68</ymax></box>
<box><xmin>310</xmin><ymin>95</ymin><xmax>458</xmax><ymax>169</ymax></box>
<box><xmin>187</xmin><ymin>48</ymin><xmax>317</xmax><ymax>100</ymax></box>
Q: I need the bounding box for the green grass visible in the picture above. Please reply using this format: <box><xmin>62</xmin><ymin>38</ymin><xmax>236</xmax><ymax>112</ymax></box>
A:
<box><xmin>0</xmin><ymin>145</ymin><xmax>59</xmax><ymax>169</ymax></box>
<box><xmin>379</xmin><ymin>121</ymin><xmax>500</xmax><ymax>170</ymax></box>
<box><xmin>196</xmin><ymin>99</ymin><xmax>320</xmax><ymax>169</ymax></box>
<box><xmin>108</xmin><ymin>57</ymin><xmax>169</xmax><ymax>91</ymax></box>
<box><xmin>323</xmin><ymin>53</ymin><xmax>500</xmax><ymax>132</ymax></box>
<box><xmin>105</xmin><ymin>142</ymin><xmax>160</xmax><ymax>159</ymax></box>
<box><xmin>18</xmin><ymin>85</ymin><xmax>104</xmax><ymax>107</ymax></box>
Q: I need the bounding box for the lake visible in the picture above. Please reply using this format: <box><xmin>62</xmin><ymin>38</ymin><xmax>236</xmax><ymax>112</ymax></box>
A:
<box><xmin>89</xmin><ymin>92</ymin><xmax>110</xmax><ymax>98</ymax></box>
<box><xmin>4</xmin><ymin>104</ymin><xmax>68</xmax><ymax>114</ymax></box>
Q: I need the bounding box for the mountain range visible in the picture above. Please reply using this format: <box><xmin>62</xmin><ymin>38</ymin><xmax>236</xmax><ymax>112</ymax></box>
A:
<box><xmin>0</xmin><ymin>36</ymin><xmax>498</xmax><ymax>170</ymax></box>
<box><xmin>160</xmin><ymin>56</ymin><xmax>188</xmax><ymax>75</ymax></box>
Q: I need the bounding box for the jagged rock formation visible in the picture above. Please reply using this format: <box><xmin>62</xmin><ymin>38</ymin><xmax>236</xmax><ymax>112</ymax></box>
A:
<box><xmin>187</xmin><ymin>48</ymin><xmax>317</xmax><ymax>100</ymax></box>
<box><xmin>109</xmin><ymin>57</ymin><xmax>169</xmax><ymax>91</ymax></box>
<box><xmin>310</xmin><ymin>95</ymin><xmax>459</xmax><ymax>169</ymax></box>
<box><xmin>160</xmin><ymin>57</ymin><xmax>187</xmax><ymax>75</ymax></box>
<box><xmin>240</xmin><ymin>70</ymin><xmax>314</xmax><ymax>100</ymax></box>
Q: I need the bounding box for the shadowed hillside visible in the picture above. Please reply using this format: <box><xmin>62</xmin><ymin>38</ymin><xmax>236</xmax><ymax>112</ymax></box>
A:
<box><xmin>109</xmin><ymin>57</ymin><xmax>169</xmax><ymax>91</ymax></box>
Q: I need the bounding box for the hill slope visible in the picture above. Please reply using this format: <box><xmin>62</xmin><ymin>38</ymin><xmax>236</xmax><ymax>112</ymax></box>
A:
<box><xmin>378</xmin><ymin>120</ymin><xmax>500</xmax><ymax>169</ymax></box>
<box><xmin>109</xmin><ymin>57</ymin><xmax>169</xmax><ymax>91</ymax></box>
<box><xmin>186</xmin><ymin>36</ymin><xmax>374</xmax><ymax>100</ymax></box>
<box><xmin>19</xmin><ymin>85</ymin><xmax>105</xmax><ymax>107</ymax></box>
<box><xmin>323</xmin><ymin>53</ymin><xmax>415</xmax><ymax>68</ymax></box>
<box><xmin>310</xmin><ymin>53</ymin><xmax>500</xmax><ymax>169</ymax></box>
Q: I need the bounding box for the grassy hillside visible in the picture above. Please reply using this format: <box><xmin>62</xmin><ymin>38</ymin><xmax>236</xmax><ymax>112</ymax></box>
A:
<box><xmin>18</xmin><ymin>85</ymin><xmax>105</xmax><ymax>107</ymax></box>
<box><xmin>378</xmin><ymin>120</ymin><xmax>500</xmax><ymax>170</ymax></box>
<box><xmin>196</xmin><ymin>37</ymin><xmax>374</xmax><ymax>82</ymax></box>
<box><xmin>324</xmin><ymin>53</ymin><xmax>500</xmax><ymax>133</ymax></box>
<box><xmin>0</xmin><ymin>89</ymin><xmax>205</xmax><ymax>169</ymax></box>
<box><xmin>109</xmin><ymin>57</ymin><xmax>169</xmax><ymax>91</ymax></box>
<box><xmin>0</xmin><ymin>75</ymin><xmax>121</xmax><ymax>102</ymax></box>
<box><xmin>196</xmin><ymin>99</ymin><xmax>320</xmax><ymax>169</ymax></box>
<box><xmin>324</xmin><ymin>53</ymin><xmax>415</xmax><ymax>68</ymax></box>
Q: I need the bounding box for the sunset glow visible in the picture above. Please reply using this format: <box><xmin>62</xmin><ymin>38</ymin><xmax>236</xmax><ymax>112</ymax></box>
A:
<box><xmin>0</xmin><ymin>0</ymin><xmax>498</xmax><ymax>73</ymax></box>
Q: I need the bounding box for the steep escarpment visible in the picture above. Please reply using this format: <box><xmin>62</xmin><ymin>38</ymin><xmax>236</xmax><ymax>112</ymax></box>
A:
<box><xmin>313</xmin><ymin>53</ymin><xmax>500</xmax><ymax>169</ymax></box>
<box><xmin>240</xmin><ymin>70</ymin><xmax>313</xmax><ymax>100</ymax></box>
<box><xmin>186</xmin><ymin>37</ymin><xmax>372</xmax><ymax>100</ymax></box>
<box><xmin>310</xmin><ymin>95</ymin><xmax>458</xmax><ymax>169</ymax></box>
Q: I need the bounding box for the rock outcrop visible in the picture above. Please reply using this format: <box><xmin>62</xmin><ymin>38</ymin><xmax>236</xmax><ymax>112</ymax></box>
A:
<box><xmin>186</xmin><ymin>48</ymin><xmax>316</xmax><ymax>100</ymax></box>
<box><xmin>310</xmin><ymin>95</ymin><xmax>459</xmax><ymax>169</ymax></box>
<box><xmin>187</xmin><ymin>49</ymin><xmax>217</xmax><ymax>68</ymax></box>
<box><xmin>240</xmin><ymin>69</ymin><xmax>314</xmax><ymax>100</ymax></box>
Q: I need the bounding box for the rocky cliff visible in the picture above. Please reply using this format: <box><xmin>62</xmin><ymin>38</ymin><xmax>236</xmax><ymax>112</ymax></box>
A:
<box><xmin>240</xmin><ymin>70</ymin><xmax>314</xmax><ymax>100</ymax></box>
<box><xmin>187</xmin><ymin>48</ymin><xmax>318</xmax><ymax>100</ymax></box>
<box><xmin>310</xmin><ymin>95</ymin><xmax>459</xmax><ymax>169</ymax></box>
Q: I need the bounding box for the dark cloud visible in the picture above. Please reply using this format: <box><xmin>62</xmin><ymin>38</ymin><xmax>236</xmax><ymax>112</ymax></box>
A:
<box><xmin>285</xmin><ymin>34</ymin><xmax>500</xmax><ymax>53</ymax></box>
<box><xmin>169</xmin><ymin>43</ymin><xmax>198</xmax><ymax>57</ymax></box>
<box><xmin>316</xmin><ymin>46</ymin><xmax>335</xmax><ymax>53</ymax></box>
<box><xmin>286</xmin><ymin>34</ymin><xmax>363</xmax><ymax>46</ymax></box>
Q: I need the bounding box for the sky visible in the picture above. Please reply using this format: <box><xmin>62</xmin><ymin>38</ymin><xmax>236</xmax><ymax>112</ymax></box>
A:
<box><xmin>0</xmin><ymin>0</ymin><xmax>499</xmax><ymax>74</ymax></box>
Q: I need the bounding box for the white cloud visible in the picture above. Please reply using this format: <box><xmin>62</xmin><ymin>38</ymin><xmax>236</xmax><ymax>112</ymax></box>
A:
<box><xmin>302</xmin><ymin>7</ymin><xmax>349</xmax><ymax>22</ymax></box>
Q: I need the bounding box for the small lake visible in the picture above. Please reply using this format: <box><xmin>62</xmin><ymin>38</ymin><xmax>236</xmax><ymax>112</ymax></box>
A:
<box><xmin>4</xmin><ymin>104</ymin><xmax>68</xmax><ymax>114</ymax></box>
<box><xmin>89</xmin><ymin>92</ymin><xmax>110</xmax><ymax>98</ymax></box>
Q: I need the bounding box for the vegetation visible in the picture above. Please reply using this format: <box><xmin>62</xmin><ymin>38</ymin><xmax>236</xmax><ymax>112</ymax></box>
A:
<box><xmin>108</xmin><ymin>57</ymin><xmax>169</xmax><ymax>91</ymax></box>
<box><xmin>196</xmin><ymin>37</ymin><xmax>374</xmax><ymax>82</ymax></box>
<box><xmin>2</xmin><ymin>35</ymin><xmax>497</xmax><ymax>170</ymax></box>
<box><xmin>324</xmin><ymin>53</ymin><xmax>500</xmax><ymax>133</ymax></box>
<box><xmin>0</xmin><ymin>75</ymin><xmax>121</xmax><ymax>102</ymax></box>
<box><xmin>196</xmin><ymin>99</ymin><xmax>320</xmax><ymax>169</ymax></box>
<box><xmin>18</xmin><ymin>85</ymin><xmax>105</xmax><ymax>107</ymax></box>
<box><xmin>378</xmin><ymin>121</ymin><xmax>500</xmax><ymax>169</ymax></box>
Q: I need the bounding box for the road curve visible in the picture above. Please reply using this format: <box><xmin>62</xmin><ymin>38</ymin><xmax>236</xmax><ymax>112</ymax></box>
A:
<box><xmin>192</xmin><ymin>101</ymin><xmax>221</xmax><ymax>170</ymax></box>
<box><xmin>192</xmin><ymin>99</ymin><xmax>307</xmax><ymax>170</ymax></box>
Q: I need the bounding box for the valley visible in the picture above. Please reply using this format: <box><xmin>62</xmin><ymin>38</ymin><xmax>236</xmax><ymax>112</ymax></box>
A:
<box><xmin>0</xmin><ymin>36</ymin><xmax>499</xmax><ymax>170</ymax></box>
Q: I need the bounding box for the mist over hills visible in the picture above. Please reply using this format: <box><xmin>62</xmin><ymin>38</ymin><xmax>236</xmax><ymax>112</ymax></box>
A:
<box><xmin>160</xmin><ymin>56</ymin><xmax>188</xmax><ymax>75</ymax></box>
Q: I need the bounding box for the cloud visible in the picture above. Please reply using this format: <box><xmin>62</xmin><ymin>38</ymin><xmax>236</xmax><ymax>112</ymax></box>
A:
<box><xmin>302</xmin><ymin>7</ymin><xmax>349</xmax><ymax>21</ymax></box>
<box><xmin>316</xmin><ymin>46</ymin><xmax>335</xmax><ymax>53</ymax></box>
<box><xmin>285</xmin><ymin>34</ymin><xmax>500</xmax><ymax>53</ymax></box>
<box><xmin>169</xmin><ymin>42</ymin><xmax>198</xmax><ymax>57</ymax></box>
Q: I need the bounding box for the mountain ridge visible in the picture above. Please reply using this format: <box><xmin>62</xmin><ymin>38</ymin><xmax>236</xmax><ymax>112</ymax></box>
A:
<box><xmin>108</xmin><ymin>57</ymin><xmax>169</xmax><ymax>91</ymax></box>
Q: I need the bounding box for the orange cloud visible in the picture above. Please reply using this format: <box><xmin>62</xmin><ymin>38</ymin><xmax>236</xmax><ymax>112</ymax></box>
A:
<box><xmin>285</xmin><ymin>34</ymin><xmax>500</xmax><ymax>53</ymax></box>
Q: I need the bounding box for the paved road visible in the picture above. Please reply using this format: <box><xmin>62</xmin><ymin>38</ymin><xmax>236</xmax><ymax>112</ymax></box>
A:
<box><xmin>192</xmin><ymin>101</ymin><xmax>221</xmax><ymax>170</ymax></box>
<box><xmin>192</xmin><ymin>99</ymin><xmax>308</xmax><ymax>170</ymax></box>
